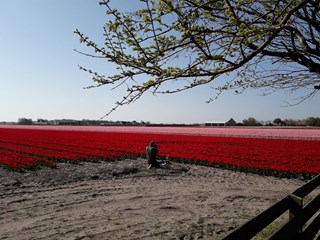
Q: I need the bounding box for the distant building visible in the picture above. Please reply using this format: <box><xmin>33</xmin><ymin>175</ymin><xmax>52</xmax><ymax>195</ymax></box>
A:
<box><xmin>52</xmin><ymin>119</ymin><xmax>80</xmax><ymax>125</ymax></box>
<box><xmin>226</xmin><ymin>118</ymin><xmax>237</xmax><ymax>126</ymax></box>
<box><xmin>205</xmin><ymin>121</ymin><xmax>226</xmax><ymax>126</ymax></box>
<box><xmin>204</xmin><ymin>118</ymin><xmax>237</xmax><ymax>127</ymax></box>
<box><xmin>34</xmin><ymin>119</ymin><xmax>50</xmax><ymax>125</ymax></box>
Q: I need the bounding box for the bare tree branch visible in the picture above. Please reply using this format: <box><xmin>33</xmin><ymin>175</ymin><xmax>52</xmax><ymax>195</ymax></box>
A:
<box><xmin>75</xmin><ymin>0</ymin><xmax>320</xmax><ymax>117</ymax></box>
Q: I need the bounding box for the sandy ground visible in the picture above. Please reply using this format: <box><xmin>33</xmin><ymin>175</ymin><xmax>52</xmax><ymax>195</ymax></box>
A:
<box><xmin>0</xmin><ymin>159</ymin><xmax>313</xmax><ymax>240</ymax></box>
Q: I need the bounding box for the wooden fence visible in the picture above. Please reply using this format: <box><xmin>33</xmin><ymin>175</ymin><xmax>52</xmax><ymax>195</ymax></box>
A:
<box><xmin>222</xmin><ymin>175</ymin><xmax>320</xmax><ymax>240</ymax></box>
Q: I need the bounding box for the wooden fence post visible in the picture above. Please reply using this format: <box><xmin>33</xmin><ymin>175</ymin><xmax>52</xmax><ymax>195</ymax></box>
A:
<box><xmin>289</xmin><ymin>194</ymin><xmax>303</xmax><ymax>220</ymax></box>
<box><xmin>289</xmin><ymin>194</ymin><xmax>304</xmax><ymax>236</ymax></box>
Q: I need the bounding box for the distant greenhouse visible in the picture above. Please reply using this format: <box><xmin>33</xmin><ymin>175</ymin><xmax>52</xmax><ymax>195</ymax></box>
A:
<box><xmin>205</xmin><ymin>118</ymin><xmax>237</xmax><ymax>127</ymax></box>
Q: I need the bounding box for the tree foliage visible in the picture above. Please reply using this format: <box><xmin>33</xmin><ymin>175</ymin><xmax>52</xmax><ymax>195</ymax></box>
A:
<box><xmin>273</xmin><ymin>118</ymin><xmax>283</xmax><ymax>125</ymax></box>
<box><xmin>305</xmin><ymin>116</ymin><xmax>320</xmax><ymax>126</ymax></box>
<box><xmin>75</xmin><ymin>0</ymin><xmax>320</xmax><ymax>116</ymax></box>
<box><xmin>18</xmin><ymin>118</ymin><xmax>33</xmax><ymax>125</ymax></box>
<box><xmin>242</xmin><ymin>117</ymin><xmax>262</xmax><ymax>126</ymax></box>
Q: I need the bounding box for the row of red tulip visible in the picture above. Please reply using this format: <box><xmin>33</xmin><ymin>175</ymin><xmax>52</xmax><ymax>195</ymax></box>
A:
<box><xmin>0</xmin><ymin>148</ymin><xmax>53</xmax><ymax>169</ymax></box>
<box><xmin>0</xmin><ymin>127</ymin><xmax>319</xmax><ymax>176</ymax></box>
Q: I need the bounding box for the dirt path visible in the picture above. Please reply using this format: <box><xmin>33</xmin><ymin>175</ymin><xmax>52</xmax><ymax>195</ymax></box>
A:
<box><xmin>0</xmin><ymin>159</ymin><xmax>310</xmax><ymax>239</ymax></box>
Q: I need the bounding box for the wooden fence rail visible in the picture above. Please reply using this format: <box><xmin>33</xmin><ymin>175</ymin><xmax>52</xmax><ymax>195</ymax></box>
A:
<box><xmin>222</xmin><ymin>175</ymin><xmax>320</xmax><ymax>240</ymax></box>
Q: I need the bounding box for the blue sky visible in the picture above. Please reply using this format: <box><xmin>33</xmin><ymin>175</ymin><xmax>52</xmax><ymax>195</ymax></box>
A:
<box><xmin>1</xmin><ymin>1</ymin><xmax>319</xmax><ymax>124</ymax></box>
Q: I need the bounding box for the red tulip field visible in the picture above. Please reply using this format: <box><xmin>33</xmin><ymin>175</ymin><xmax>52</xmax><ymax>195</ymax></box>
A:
<box><xmin>0</xmin><ymin>126</ymin><xmax>320</xmax><ymax>178</ymax></box>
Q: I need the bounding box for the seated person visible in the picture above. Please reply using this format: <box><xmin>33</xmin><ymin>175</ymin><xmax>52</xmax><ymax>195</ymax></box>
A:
<box><xmin>146</xmin><ymin>141</ymin><xmax>160</xmax><ymax>169</ymax></box>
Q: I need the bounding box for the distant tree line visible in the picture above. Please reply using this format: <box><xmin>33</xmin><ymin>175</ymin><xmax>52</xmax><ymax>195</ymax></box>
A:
<box><xmin>304</xmin><ymin>117</ymin><xmax>320</xmax><ymax>127</ymax></box>
<box><xmin>16</xmin><ymin>118</ymin><xmax>149</xmax><ymax>126</ymax></box>
<box><xmin>241</xmin><ymin>117</ymin><xmax>320</xmax><ymax>127</ymax></box>
<box><xmin>11</xmin><ymin>117</ymin><xmax>320</xmax><ymax>127</ymax></box>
